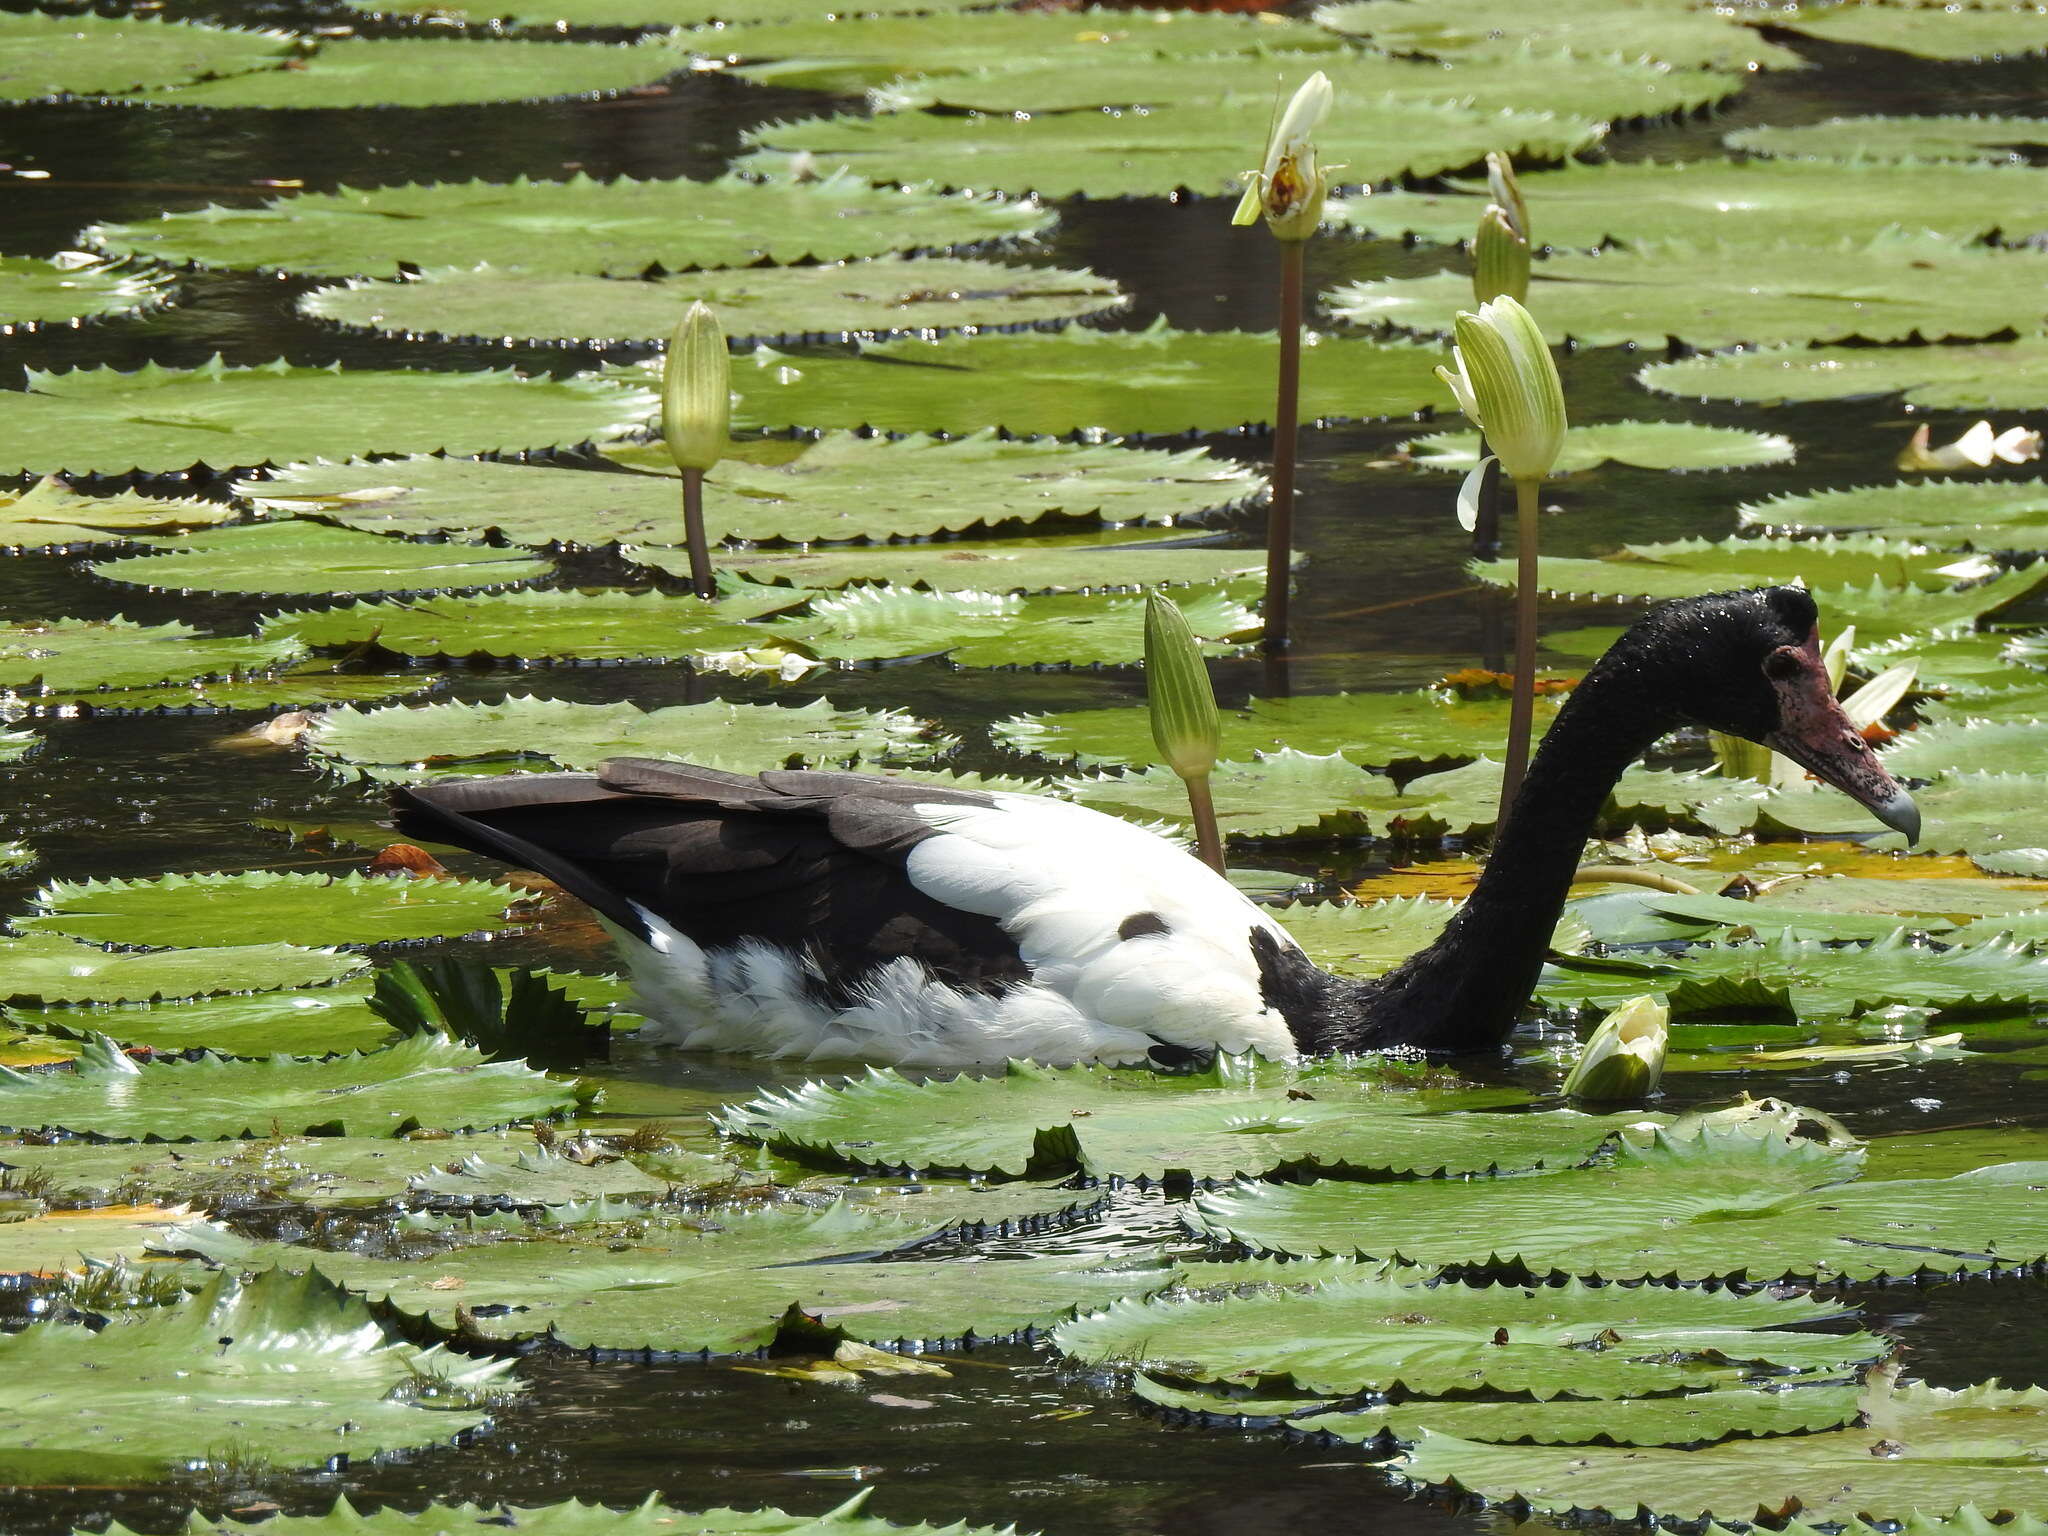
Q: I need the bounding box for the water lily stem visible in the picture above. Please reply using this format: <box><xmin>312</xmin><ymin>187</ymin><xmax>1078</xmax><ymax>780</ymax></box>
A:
<box><xmin>681</xmin><ymin>466</ymin><xmax>714</xmax><ymax>601</ymax></box>
<box><xmin>1498</xmin><ymin>476</ymin><xmax>1541</xmax><ymax>829</ymax></box>
<box><xmin>1185</xmin><ymin>773</ymin><xmax>1227</xmax><ymax>876</ymax></box>
<box><xmin>1265</xmin><ymin>239</ymin><xmax>1305</xmax><ymax>652</ymax></box>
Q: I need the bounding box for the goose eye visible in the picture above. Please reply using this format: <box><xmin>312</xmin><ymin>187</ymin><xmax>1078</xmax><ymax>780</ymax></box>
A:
<box><xmin>1762</xmin><ymin>646</ymin><xmax>1805</xmax><ymax>682</ymax></box>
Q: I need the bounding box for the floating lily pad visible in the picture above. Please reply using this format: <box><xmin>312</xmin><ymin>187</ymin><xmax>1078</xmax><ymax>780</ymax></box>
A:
<box><xmin>0</xmin><ymin>1266</ymin><xmax>514</xmax><ymax>1485</ymax></box>
<box><xmin>89</xmin><ymin>171</ymin><xmax>1050</xmax><ymax>280</ymax></box>
<box><xmin>1058</xmin><ymin>750</ymin><xmax>1398</xmax><ymax>839</ymax></box>
<box><xmin>358</xmin><ymin>0</ymin><xmax>996</xmax><ymax>23</ymax></box>
<box><xmin>1189</xmin><ymin>1123</ymin><xmax>2048</xmax><ymax>1282</ymax></box>
<box><xmin>1811</xmin><ymin>571</ymin><xmax>2048</xmax><ymax>643</ymax></box>
<box><xmin>1883</xmin><ymin>718</ymin><xmax>2048</xmax><ymax>781</ymax></box>
<box><xmin>1334</xmin><ymin>158</ymin><xmax>2048</xmax><ymax>249</ymax></box>
<box><xmin>719</xmin><ymin>1054</ymin><xmax>1625</xmax><ymax>1182</ymax></box>
<box><xmin>1726</xmin><ymin>113</ymin><xmax>2048</xmax><ymax>164</ymax></box>
<box><xmin>8</xmin><ymin>985</ymin><xmax>394</xmax><ymax>1058</ymax></box>
<box><xmin>1276</xmin><ymin>897</ymin><xmax>1589</xmax><ymax>976</ymax></box>
<box><xmin>1767</xmin><ymin>3</ymin><xmax>2048</xmax><ymax>61</ymax></box>
<box><xmin>0</xmin><ymin>256</ymin><xmax>170</xmax><ymax>330</ymax></box>
<box><xmin>16</xmin><ymin>871</ymin><xmax>538</xmax><ymax>951</ymax></box>
<box><xmin>0</xmin><ymin>934</ymin><xmax>367</xmax><ymax>1007</ymax></box>
<box><xmin>1333</xmin><ymin>231</ymin><xmax>2048</xmax><ymax>348</ymax></box>
<box><xmin>1760</xmin><ymin>771</ymin><xmax>2048</xmax><ymax>860</ymax></box>
<box><xmin>1311</xmin><ymin>0</ymin><xmax>1801</xmax><ymax>71</ymax></box>
<box><xmin>1396</xmin><ymin>1377</ymin><xmax>2048</xmax><ymax>1523</ymax></box>
<box><xmin>244</xmin><ymin>434</ymin><xmax>1258</xmax><ymax>546</ymax></box>
<box><xmin>0</xmin><ymin>12</ymin><xmax>290</xmax><ymax>101</ymax></box>
<box><xmin>0</xmin><ymin>1203</ymin><xmax>198</xmax><ymax>1278</ymax></box>
<box><xmin>90</xmin><ymin>522</ymin><xmax>553</xmax><ymax>598</ymax></box>
<box><xmin>0</xmin><ymin>477</ymin><xmax>233</xmax><ymax>552</ymax></box>
<box><xmin>134</xmin><ymin>35</ymin><xmax>686</xmax><ymax>109</ymax></box>
<box><xmin>302</xmin><ymin>258</ymin><xmax>1125</xmax><ymax>347</ymax></box>
<box><xmin>0</xmin><ymin>358</ymin><xmax>653</xmax><ymax>477</ymax></box>
<box><xmin>1471</xmin><ymin>534</ymin><xmax>1963</xmax><ymax>604</ymax></box>
<box><xmin>1641</xmin><ymin>338</ymin><xmax>2048</xmax><ymax>410</ymax></box>
<box><xmin>679</xmin><ymin>531</ymin><xmax>1270</xmax><ymax>595</ymax></box>
<box><xmin>305</xmin><ymin>694</ymin><xmax>949</xmax><ymax>781</ymax></box>
<box><xmin>1279</xmin><ymin>1383</ymin><xmax>1864</xmax><ymax>1449</ymax></box>
<box><xmin>760</xmin><ymin>583</ymin><xmax>1260</xmax><ymax>666</ymax></box>
<box><xmin>1740</xmin><ymin>479</ymin><xmax>2048</xmax><ymax>545</ymax></box>
<box><xmin>1404</xmin><ymin>422</ymin><xmax>1794</xmax><ymax>475</ymax></box>
<box><xmin>0</xmin><ymin>1032</ymin><xmax>578</xmax><ymax>1139</ymax></box>
<box><xmin>1730</xmin><ymin>873</ymin><xmax>2048</xmax><ymax>924</ymax></box>
<box><xmin>167</xmin><ymin>1200</ymin><xmax>1175</xmax><ymax>1352</ymax></box>
<box><xmin>0</xmin><ymin>617</ymin><xmax>298</xmax><ymax>698</ymax></box>
<box><xmin>0</xmin><ymin>730</ymin><xmax>34</xmax><ymax>766</ymax></box>
<box><xmin>46</xmin><ymin>667</ymin><xmax>441</xmax><ymax>717</ymax></box>
<box><xmin>741</xmin><ymin>97</ymin><xmax>1602</xmax><ymax>201</ymax></box>
<box><xmin>714</xmin><ymin>323</ymin><xmax>1453</xmax><ymax>436</ymax></box>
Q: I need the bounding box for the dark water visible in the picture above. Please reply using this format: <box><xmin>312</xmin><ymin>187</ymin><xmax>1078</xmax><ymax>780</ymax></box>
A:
<box><xmin>5</xmin><ymin>16</ymin><xmax>2048</xmax><ymax>1536</ymax></box>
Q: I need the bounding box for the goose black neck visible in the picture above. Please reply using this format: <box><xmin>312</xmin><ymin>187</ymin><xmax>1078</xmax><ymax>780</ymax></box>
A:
<box><xmin>1317</xmin><ymin>646</ymin><xmax>1681</xmax><ymax>1056</ymax></box>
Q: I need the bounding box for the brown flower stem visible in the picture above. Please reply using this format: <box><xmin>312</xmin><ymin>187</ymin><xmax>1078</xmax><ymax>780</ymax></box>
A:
<box><xmin>1498</xmin><ymin>476</ymin><xmax>1541</xmax><ymax>830</ymax></box>
<box><xmin>1264</xmin><ymin>239</ymin><xmax>1306</xmax><ymax>652</ymax></box>
<box><xmin>1185</xmin><ymin>773</ymin><xmax>1227</xmax><ymax>876</ymax></box>
<box><xmin>681</xmin><ymin>466</ymin><xmax>714</xmax><ymax>600</ymax></box>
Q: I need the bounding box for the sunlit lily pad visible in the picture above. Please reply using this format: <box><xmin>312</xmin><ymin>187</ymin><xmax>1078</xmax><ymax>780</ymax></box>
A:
<box><xmin>1276</xmin><ymin>897</ymin><xmax>1591</xmax><ymax>975</ymax></box>
<box><xmin>8</xmin><ymin>985</ymin><xmax>394</xmax><ymax>1058</ymax></box>
<box><xmin>677</xmin><ymin>530</ymin><xmax>1270</xmax><ymax>595</ymax></box>
<box><xmin>0</xmin><ymin>934</ymin><xmax>367</xmax><ymax>1007</ymax></box>
<box><xmin>89</xmin><ymin>171</ymin><xmax>1051</xmax><ymax>280</ymax></box>
<box><xmin>719</xmin><ymin>1054</ymin><xmax>1623</xmax><ymax>1182</ymax></box>
<box><xmin>0</xmin><ymin>255</ymin><xmax>170</xmax><ymax>330</ymax></box>
<box><xmin>1058</xmin><ymin>750</ymin><xmax>1398</xmax><ymax>839</ymax></box>
<box><xmin>1190</xmin><ymin>1123</ymin><xmax>2048</xmax><ymax>1282</ymax></box>
<box><xmin>1883</xmin><ymin>718</ymin><xmax>2048</xmax><ymax>781</ymax></box>
<box><xmin>1741</xmin><ymin>479</ymin><xmax>2048</xmax><ymax>546</ymax></box>
<box><xmin>0</xmin><ymin>730</ymin><xmax>35</xmax><ymax>766</ymax></box>
<box><xmin>0</xmin><ymin>617</ymin><xmax>298</xmax><ymax>698</ymax></box>
<box><xmin>0</xmin><ymin>12</ymin><xmax>290</xmax><ymax>101</ymax></box>
<box><xmin>1311</xmin><ymin>0</ymin><xmax>1801</xmax><ymax>71</ymax></box>
<box><xmin>741</xmin><ymin>97</ymin><xmax>1602</xmax><ymax>201</ymax></box>
<box><xmin>760</xmin><ymin>583</ymin><xmax>1260</xmax><ymax>665</ymax></box>
<box><xmin>0</xmin><ymin>1203</ymin><xmax>198</xmax><ymax>1277</ymax></box>
<box><xmin>302</xmin><ymin>258</ymin><xmax>1125</xmax><ymax>346</ymax></box>
<box><xmin>304</xmin><ymin>694</ymin><xmax>949</xmax><ymax>781</ymax></box>
<box><xmin>0</xmin><ymin>358</ymin><xmax>654</xmax><ymax>477</ymax></box>
<box><xmin>133</xmin><ymin>35</ymin><xmax>686</xmax><ymax>109</ymax></box>
<box><xmin>0</xmin><ymin>1032</ymin><xmax>578</xmax><ymax>1139</ymax></box>
<box><xmin>1726</xmin><ymin>113</ymin><xmax>2048</xmax><ymax>164</ymax></box>
<box><xmin>0</xmin><ymin>477</ymin><xmax>233</xmax><ymax>552</ymax></box>
<box><xmin>1403</xmin><ymin>422</ymin><xmax>1794</xmax><ymax>475</ymax></box>
<box><xmin>1760</xmin><ymin>771</ymin><xmax>2048</xmax><ymax>860</ymax></box>
<box><xmin>1333</xmin><ymin>158</ymin><xmax>2048</xmax><ymax>248</ymax></box>
<box><xmin>90</xmin><ymin>522</ymin><xmax>553</xmax><ymax>598</ymax></box>
<box><xmin>1766</xmin><ymin>3</ymin><xmax>2048</xmax><ymax>61</ymax></box>
<box><xmin>715</xmin><ymin>323</ymin><xmax>1453</xmax><ymax>436</ymax></box>
<box><xmin>167</xmin><ymin>1200</ymin><xmax>1175</xmax><ymax>1352</ymax></box>
<box><xmin>356</xmin><ymin>0</ymin><xmax>996</xmax><ymax>23</ymax></box>
<box><xmin>16</xmin><ymin>870</ymin><xmax>538</xmax><ymax>951</ymax></box>
<box><xmin>245</xmin><ymin>433</ymin><xmax>1258</xmax><ymax>546</ymax></box>
<box><xmin>1333</xmin><ymin>231</ymin><xmax>2048</xmax><ymax>348</ymax></box>
<box><xmin>1641</xmin><ymin>338</ymin><xmax>2048</xmax><ymax>410</ymax></box>
<box><xmin>1470</xmin><ymin>534</ymin><xmax>1965</xmax><ymax>603</ymax></box>
<box><xmin>0</xmin><ymin>1266</ymin><xmax>514</xmax><ymax>1485</ymax></box>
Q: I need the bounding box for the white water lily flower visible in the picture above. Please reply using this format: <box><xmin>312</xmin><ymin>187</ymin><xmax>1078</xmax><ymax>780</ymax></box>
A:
<box><xmin>662</xmin><ymin>300</ymin><xmax>731</xmax><ymax>473</ymax></box>
<box><xmin>1561</xmin><ymin>995</ymin><xmax>1667</xmax><ymax>1102</ymax></box>
<box><xmin>1231</xmin><ymin>71</ymin><xmax>1334</xmax><ymax>242</ymax></box>
<box><xmin>1996</xmin><ymin>425</ymin><xmax>2044</xmax><ymax>462</ymax></box>
<box><xmin>1433</xmin><ymin>296</ymin><xmax>1567</xmax><ymax>484</ymax></box>
<box><xmin>1897</xmin><ymin>419</ymin><xmax>2042</xmax><ymax>472</ymax></box>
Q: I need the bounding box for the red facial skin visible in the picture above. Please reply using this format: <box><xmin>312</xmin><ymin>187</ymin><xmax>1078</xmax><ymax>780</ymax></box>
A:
<box><xmin>1761</xmin><ymin>626</ymin><xmax>1920</xmax><ymax>842</ymax></box>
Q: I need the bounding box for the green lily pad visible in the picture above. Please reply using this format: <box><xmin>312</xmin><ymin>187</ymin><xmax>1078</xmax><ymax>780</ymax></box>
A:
<box><xmin>89</xmin><ymin>170</ymin><xmax>1052</xmax><ymax>280</ymax></box>
<box><xmin>0</xmin><ymin>358</ymin><xmax>654</xmax><ymax>477</ymax></box>
<box><xmin>42</xmin><ymin>667</ymin><xmax>441</xmax><ymax>717</ymax></box>
<box><xmin>760</xmin><ymin>583</ymin><xmax>1260</xmax><ymax>666</ymax></box>
<box><xmin>1334</xmin><ymin>158</ymin><xmax>2048</xmax><ymax>249</ymax></box>
<box><xmin>0</xmin><ymin>256</ymin><xmax>170</xmax><ymax>329</ymax></box>
<box><xmin>166</xmin><ymin>1200</ymin><xmax>1176</xmax><ymax>1352</ymax></box>
<box><xmin>677</xmin><ymin>530</ymin><xmax>1271</xmax><ymax>595</ymax></box>
<box><xmin>1813</xmin><ymin>571</ymin><xmax>2048</xmax><ymax>643</ymax></box>
<box><xmin>302</xmin><ymin>257</ymin><xmax>1125</xmax><ymax>346</ymax></box>
<box><xmin>0</xmin><ymin>617</ymin><xmax>299</xmax><ymax>698</ymax></box>
<box><xmin>0</xmin><ymin>1203</ymin><xmax>202</xmax><ymax>1277</ymax></box>
<box><xmin>267</xmin><ymin>586</ymin><xmax>811</xmax><ymax>664</ymax></box>
<box><xmin>1759</xmin><ymin>771</ymin><xmax>2048</xmax><ymax>860</ymax></box>
<box><xmin>1281</xmin><ymin>1382</ymin><xmax>1864</xmax><ymax>1448</ymax></box>
<box><xmin>0</xmin><ymin>1266</ymin><xmax>514</xmax><ymax>1485</ymax></box>
<box><xmin>15</xmin><ymin>870</ymin><xmax>538</xmax><ymax>951</ymax></box>
<box><xmin>134</xmin><ymin>35</ymin><xmax>685</xmax><ymax>109</ymax></box>
<box><xmin>1641</xmin><ymin>337</ymin><xmax>2048</xmax><ymax>410</ymax></box>
<box><xmin>1741</xmin><ymin>479</ymin><xmax>2048</xmax><ymax>546</ymax></box>
<box><xmin>718</xmin><ymin>1053</ymin><xmax>1626</xmax><ymax>1182</ymax></box>
<box><xmin>0</xmin><ymin>476</ymin><xmax>234</xmax><ymax>552</ymax></box>
<box><xmin>1471</xmin><ymin>534</ymin><xmax>1965</xmax><ymax>603</ymax></box>
<box><xmin>1395</xmin><ymin>1377</ymin><xmax>2048</xmax><ymax>1523</ymax></box>
<box><xmin>1403</xmin><ymin>422</ymin><xmax>1794</xmax><ymax>475</ymax></box>
<box><xmin>0</xmin><ymin>730</ymin><xmax>34</xmax><ymax>766</ymax></box>
<box><xmin>359</xmin><ymin>0</ymin><xmax>996</xmax><ymax>24</ymax></box>
<box><xmin>1726</xmin><ymin>113</ymin><xmax>2048</xmax><ymax>164</ymax></box>
<box><xmin>304</xmin><ymin>694</ymin><xmax>950</xmax><ymax>781</ymax></box>
<box><xmin>1768</xmin><ymin>3</ymin><xmax>2048</xmax><ymax>61</ymax></box>
<box><xmin>1058</xmin><ymin>750</ymin><xmax>1398</xmax><ymax>839</ymax></box>
<box><xmin>7</xmin><ymin>985</ymin><xmax>395</xmax><ymax>1058</ymax></box>
<box><xmin>741</xmin><ymin>96</ymin><xmax>1602</xmax><ymax>201</ymax></box>
<box><xmin>1310</xmin><ymin>0</ymin><xmax>1802</xmax><ymax>71</ymax></box>
<box><xmin>0</xmin><ymin>1031</ymin><xmax>578</xmax><ymax>1139</ymax></box>
<box><xmin>90</xmin><ymin>522</ymin><xmax>553</xmax><ymax>598</ymax></box>
<box><xmin>1190</xmin><ymin>1123</ymin><xmax>2048</xmax><ymax>1282</ymax></box>
<box><xmin>1882</xmin><ymin>718</ymin><xmax>2048</xmax><ymax>780</ymax></box>
<box><xmin>1276</xmin><ymin>898</ymin><xmax>1591</xmax><ymax>977</ymax></box>
<box><xmin>1055</xmin><ymin>1270</ymin><xmax>1871</xmax><ymax>1400</ymax></box>
<box><xmin>0</xmin><ymin>12</ymin><xmax>291</xmax><ymax>102</ymax></box>
<box><xmin>711</xmin><ymin>322</ymin><xmax>1453</xmax><ymax>437</ymax></box>
<box><xmin>1633</xmin><ymin>892</ymin><xmax>1955</xmax><ymax>942</ymax></box>
<box><xmin>1741</xmin><ymin>873</ymin><xmax>2048</xmax><ymax>923</ymax></box>
<box><xmin>0</xmin><ymin>934</ymin><xmax>367</xmax><ymax>1007</ymax></box>
<box><xmin>1333</xmin><ymin>231</ymin><xmax>2048</xmax><ymax>348</ymax></box>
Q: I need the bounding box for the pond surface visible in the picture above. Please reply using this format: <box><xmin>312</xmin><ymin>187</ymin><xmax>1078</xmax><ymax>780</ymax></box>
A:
<box><xmin>4</xmin><ymin>9</ymin><xmax>2048</xmax><ymax>1536</ymax></box>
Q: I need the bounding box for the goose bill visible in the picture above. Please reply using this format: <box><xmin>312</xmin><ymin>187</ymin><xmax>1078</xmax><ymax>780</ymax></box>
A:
<box><xmin>1763</xmin><ymin>641</ymin><xmax>1920</xmax><ymax>845</ymax></box>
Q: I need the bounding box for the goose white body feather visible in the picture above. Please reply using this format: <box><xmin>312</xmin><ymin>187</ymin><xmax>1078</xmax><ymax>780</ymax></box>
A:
<box><xmin>614</xmin><ymin>792</ymin><xmax>1304</xmax><ymax>1066</ymax></box>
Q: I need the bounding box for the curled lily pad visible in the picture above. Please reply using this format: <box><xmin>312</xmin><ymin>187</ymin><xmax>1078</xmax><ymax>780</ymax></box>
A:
<box><xmin>90</xmin><ymin>522</ymin><xmax>553</xmax><ymax>598</ymax></box>
<box><xmin>0</xmin><ymin>934</ymin><xmax>367</xmax><ymax>1006</ymax></box>
<box><xmin>1726</xmin><ymin>114</ymin><xmax>2048</xmax><ymax>164</ymax></box>
<box><xmin>1767</xmin><ymin>3</ymin><xmax>2048</xmax><ymax>61</ymax></box>
<box><xmin>1332</xmin><ymin>231</ymin><xmax>2048</xmax><ymax>348</ymax></box>
<box><xmin>0</xmin><ymin>618</ymin><xmax>299</xmax><ymax>700</ymax></box>
<box><xmin>1740</xmin><ymin>479</ymin><xmax>2048</xmax><ymax>545</ymax></box>
<box><xmin>1311</xmin><ymin>0</ymin><xmax>1801</xmax><ymax>71</ymax></box>
<box><xmin>1058</xmin><ymin>750</ymin><xmax>1399</xmax><ymax>839</ymax></box>
<box><xmin>0</xmin><ymin>12</ymin><xmax>290</xmax><ymax>101</ymax></box>
<box><xmin>301</xmin><ymin>258</ymin><xmax>1125</xmax><ymax>347</ymax></box>
<box><xmin>0</xmin><ymin>1266</ymin><xmax>515</xmax><ymax>1485</ymax></box>
<box><xmin>8</xmin><ymin>985</ymin><xmax>394</xmax><ymax>1058</ymax></box>
<box><xmin>1403</xmin><ymin>422</ymin><xmax>1794</xmax><ymax>475</ymax></box>
<box><xmin>1640</xmin><ymin>338</ymin><xmax>2048</xmax><ymax>410</ymax></box>
<box><xmin>88</xmin><ymin>171</ymin><xmax>1051</xmax><ymax>280</ymax></box>
<box><xmin>0</xmin><ymin>256</ymin><xmax>170</xmax><ymax>329</ymax></box>
<box><xmin>0</xmin><ymin>358</ymin><xmax>654</xmax><ymax>477</ymax></box>
<box><xmin>714</xmin><ymin>322</ymin><xmax>1454</xmax><ymax>436</ymax></box>
<box><xmin>15</xmin><ymin>870</ymin><xmax>539</xmax><ymax>951</ymax></box>
<box><xmin>304</xmin><ymin>694</ymin><xmax>950</xmax><ymax>781</ymax></box>
<box><xmin>1470</xmin><ymin>534</ymin><xmax>1966</xmax><ymax>604</ymax></box>
<box><xmin>0</xmin><ymin>477</ymin><xmax>232</xmax><ymax>552</ymax></box>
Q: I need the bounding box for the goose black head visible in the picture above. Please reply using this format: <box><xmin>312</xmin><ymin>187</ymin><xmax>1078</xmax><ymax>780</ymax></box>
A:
<box><xmin>1618</xmin><ymin>585</ymin><xmax>1920</xmax><ymax>843</ymax></box>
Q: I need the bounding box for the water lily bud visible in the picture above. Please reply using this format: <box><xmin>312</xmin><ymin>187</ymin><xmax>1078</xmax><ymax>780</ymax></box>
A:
<box><xmin>1562</xmin><ymin>995</ymin><xmax>1667</xmax><ymax>1102</ymax></box>
<box><xmin>1231</xmin><ymin>71</ymin><xmax>1334</xmax><ymax>242</ymax></box>
<box><xmin>1440</xmin><ymin>297</ymin><xmax>1567</xmax><ymax>484</ymax></box>
<box><xmin>1472</xmin><ymin>203</ymin><xmax>1529</xmax><ymax>306</ymax></box>
<box><xmin>662</xmin><ymin>300</ymin><xmax>730</xmax><ymax>473</ymax></box>
<box><xmin>1484</xmin><ymin>151</ymin><xmax>1529</xmax><ymax>244</ymax></box>
<box><xmin>1144</xmin><ymin>591</ymin><xmax>1221</xmax><ymax>781</ymax></box>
